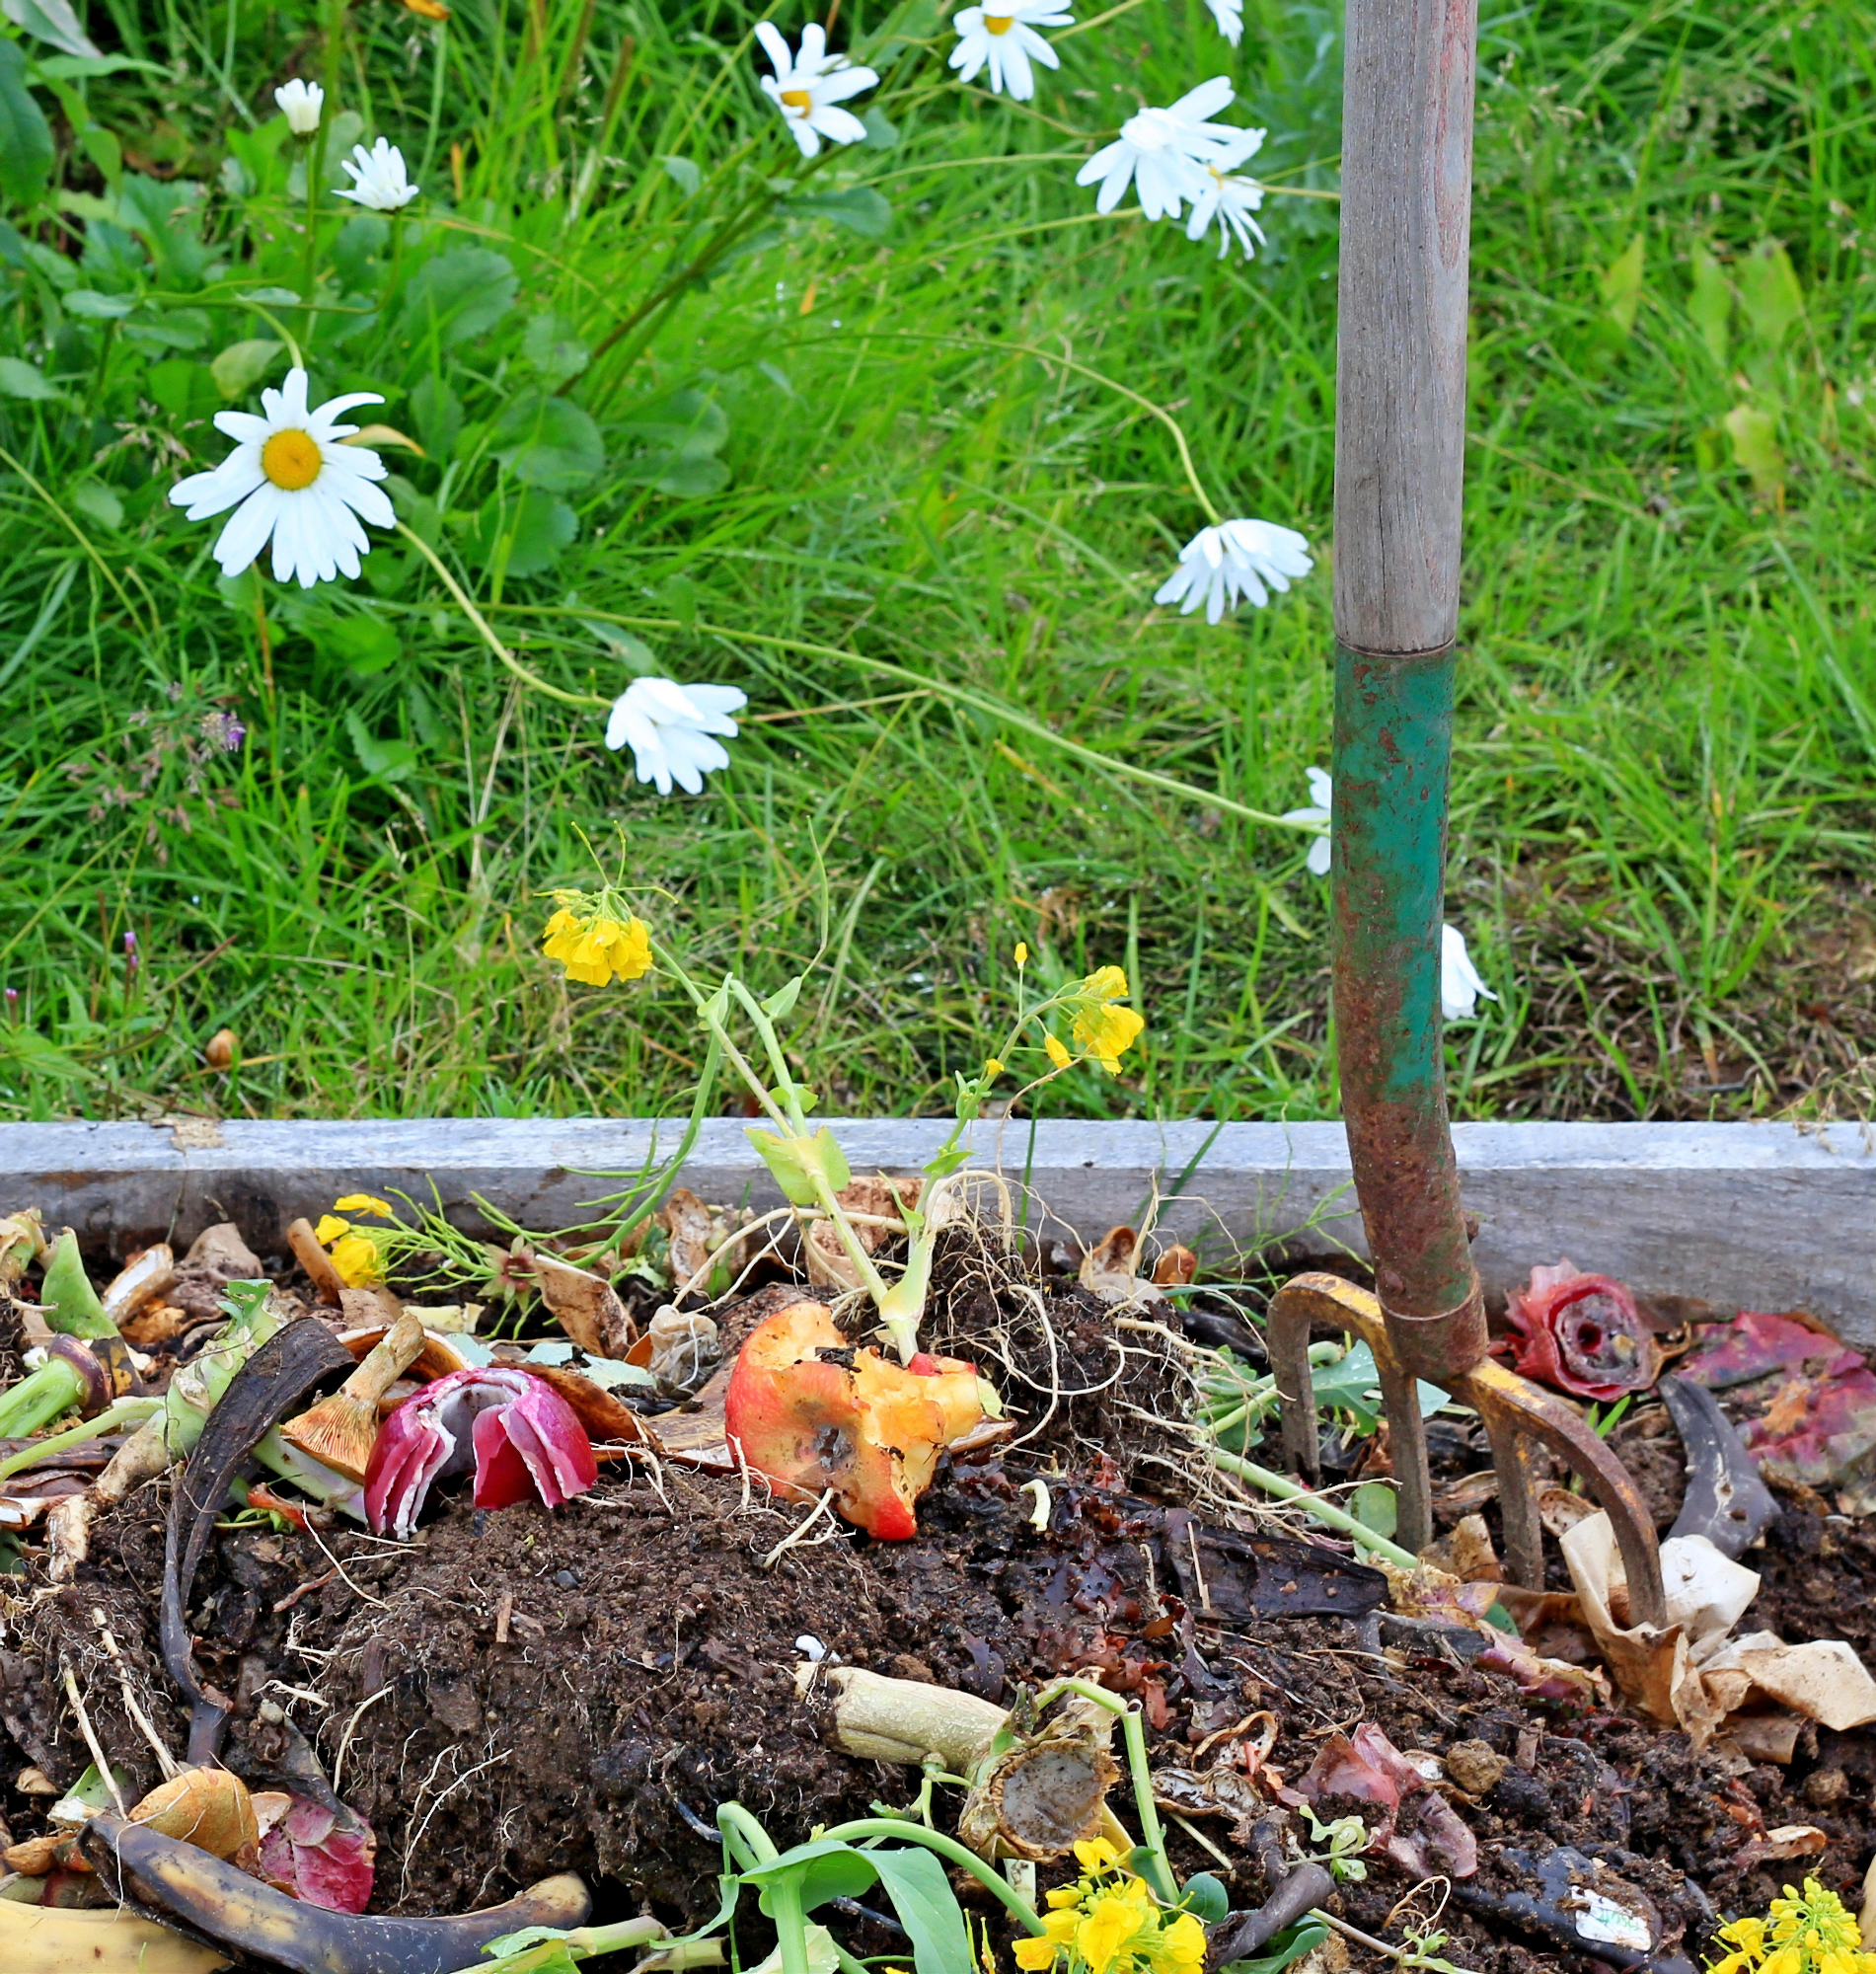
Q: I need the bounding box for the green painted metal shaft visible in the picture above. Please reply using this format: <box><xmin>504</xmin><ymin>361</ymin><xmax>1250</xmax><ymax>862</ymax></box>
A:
<box><xmin>1330</xmin><ymin>644</ymin><xmax>1484</xmax><ymax>1379</ymax></box>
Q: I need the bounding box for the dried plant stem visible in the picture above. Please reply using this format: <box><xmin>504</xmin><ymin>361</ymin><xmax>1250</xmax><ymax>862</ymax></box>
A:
<box><xmin>61</xmin><ymin>1662</ymin><xmax>127</xmax><ymax>1814</ymax></box>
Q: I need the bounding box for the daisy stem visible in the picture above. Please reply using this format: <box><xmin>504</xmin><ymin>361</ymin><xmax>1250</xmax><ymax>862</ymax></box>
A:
<box><xmin>253</xmin><ymin>577</ymin><xmax>274</xmax><ymax>702</ymax></box>
<box><xmin>300</xmin><ymin>136</ymin><xmax>325</xmax><ymax>347</ymax></box>
<box><xmin>396</xmin><ymin>523</ymin><xmax>604</xmax><ymax>709</ymax></box>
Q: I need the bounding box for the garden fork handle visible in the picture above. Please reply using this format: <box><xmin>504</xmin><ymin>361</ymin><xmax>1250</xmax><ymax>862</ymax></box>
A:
<box><xmin>1330</xmin><ymin>0</ymin><xmax>1486</xmax><ymax>1386</ymax></box>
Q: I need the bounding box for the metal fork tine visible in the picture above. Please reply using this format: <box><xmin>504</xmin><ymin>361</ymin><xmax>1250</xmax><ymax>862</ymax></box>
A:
<box><xmin>1263</xmin><ymin>1271</ymin><xmax>1666</xmax><ymax>1627</ymax></box>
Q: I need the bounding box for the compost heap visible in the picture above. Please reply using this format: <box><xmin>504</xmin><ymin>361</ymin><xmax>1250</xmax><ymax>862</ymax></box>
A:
<box><xmin>2</xmin><ymin>1199</ymin><xmax>1876</xmax><ymax>1974</ymax></box>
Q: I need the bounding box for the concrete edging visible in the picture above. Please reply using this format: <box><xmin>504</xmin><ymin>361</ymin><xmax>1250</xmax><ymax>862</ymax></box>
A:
<box><xmin>2</xmin><ymin>1115</ymin><xmax>1872</xmax><ymax>1341</ymax></box>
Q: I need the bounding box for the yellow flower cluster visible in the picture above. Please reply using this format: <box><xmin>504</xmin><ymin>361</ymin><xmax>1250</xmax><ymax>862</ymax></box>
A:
<box><xmin>542</xmin><ymin>891</ymin><xmax>653</xmax><ymax>988</ymax></box>
<box><xmin>313</xmin><ymin>1193</ymin><xmax>396</xmax><ymax>1287</ymax></box>
<box><xmin>1013</xmin><ymin>1841</ymin><xmax>1205</xmax><ymax>1974</ymax></box>
<box><xmin>1041</xmin><ymin>965</ymin><xmax>1146</xmax><ymax>1076</ymax></box>
<box><xmin>1710</xmin><ymin>1880</ymin><xmax>1876</xmax><ymax>1974</ymax></box>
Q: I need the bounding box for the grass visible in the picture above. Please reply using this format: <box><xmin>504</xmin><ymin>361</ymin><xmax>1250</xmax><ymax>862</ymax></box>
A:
<box><xmin>0</xmin><ymin>0</ymin><xmax>1871</xmax><ymax>1129</ymax></box>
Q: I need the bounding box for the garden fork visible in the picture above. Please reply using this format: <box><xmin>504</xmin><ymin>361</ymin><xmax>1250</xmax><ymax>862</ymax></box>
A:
<box><xmin>1310</xmin><ymin>0</ymin><xmax>1664</xmax><ymax>1624</ymax></box>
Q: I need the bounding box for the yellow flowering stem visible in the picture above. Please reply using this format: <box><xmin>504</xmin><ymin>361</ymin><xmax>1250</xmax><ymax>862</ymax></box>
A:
<box><xmin>590</xmin><ymin>1029</ymin><xmax>725</xmax><ymax>1259</ymax></box>
<box><xmin>816</xmin><ymin>1819</ymin><xmax>1044</xmax><ymax>1934</ymax></box>
<box><xmin>1208</xmin><ymin>1446</ymin><xmax>1421</xmax><ymax>1571</ymax></box>
<box><xmin>1035</xmin><ymin>1679</ymin><xmax>1178</xmax><ymax>1908</ymax></box>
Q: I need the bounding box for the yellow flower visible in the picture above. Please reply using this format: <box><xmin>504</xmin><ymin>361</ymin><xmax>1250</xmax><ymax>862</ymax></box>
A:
<box><xmin>335</xmin><ymin>1193</ymin><xmax>394</xmax><ymax>1217</ymax></box>
<box><xmin>1044</xmin><ymin>1032</ymin><xmax>1073</xmax><ymax>1070</ymax></box>
<box><xmin>1076</xmin><ymin>1889</ymin><xmax>1151</xmax><ymax>1974</ymax></box>
<box><xmin>327</xmin><ymin>1233</ymin><xmax>384</xmax><ymax>1286</ymax></box>
<box><xmin>1014</xmin><ymin>943</ymin><xmax>1028</xmax><ymax>967</ymax></box>
<box><xmin>1072</xmin><ymin>1838</ymin><xmax>1125</xmax><ymax>1875</ymax></box>
<box><xmin>1150</xmin><ymin>1913</ymin><xmax>1208</xmax><ymax>1974</ymax></box>
<box><xmin>985</xmin><ymin>1058</ymin><xmax>1005</xmax><ymax>1078</ymax></box>
<box><xmin>1069</xmin><ymin>964</ymin><xmax>1145</xmax><ymax>1074</ymax></box>
<box><xmin>543</xmin><ymin>907</ymin><xmax>652</xmax><ymax>987</ymax></box>
<box><xmin>314</xmin><ymin>1214</ymin><xmax>348</xmax><ymax>1244</ymax></box>
<box><xmin>1046</xmin><ymin>1887</ymin><xmax>1084</xmax><ymax>1911</ymax></box>
<box><xmin>1013</xmin><ymin>1939</ymin><xmax>1059</xmax><ymax>1972</ymax></box>
<box><xmin>1724</xmin><ymin>1922</ymin><xmax>1768</xmax><ymax>1954</ymax></box>
<box><xmin>1762</xmin><ymin>1948</ymin><xmax>1803</xmax><ymax>1974</ymax></box>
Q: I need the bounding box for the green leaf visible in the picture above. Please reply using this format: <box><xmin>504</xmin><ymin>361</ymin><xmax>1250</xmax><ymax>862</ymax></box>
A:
<box><xmin>68</xmin><ymin>481</ymin><xmax>121</xmax><ymax>528</ymax></box>
<box><xmin>1688</xmin><ymin>245</ymin><xmax>1730</xmax><ymax>368</ymax></box>
<box><xmin>1723</xmin><ymin>402</ymin><xmax>1783</xmax><ymax>501</ymax></box>
<box><xmin>861</xmin><ymin>107</ymin><xmax>899</xmax><ymax>148</ymax></box>
<box><xmin>210</xmin><ymin>339</ymin><xmax>283</xmax><ymax>398</ymax></box>
<box><xmin>492</xmin><ymin>392</ymin><xmax>605</xmax><ymax>492</ymax></box>
<box><xmin>399</xmin><ymin>246</ymin><xmax>518</xmax><ymax>349</ymax></box>
<box><xmin>748</xmin><ymin>1925</ymin><xmax>839</xmax><ymax>1974</ymax></box>
<box><xmin>1223</xmin><ymin>1922</ymin><xmax>1328</xmax><ymax>1974</ymax></box>
<box><xmin>63</xmin><ymin>287</ymin><xmax>134</xmax><ymax>319</ymax></box>
<box><xmin>1737</xmin><ymin>240</ymin><xmax>1804</xmax><ymax>350</ymax></box>
<box><xmin>867</xmin><ymin>1849</ymin><xmax>973</xmax><ymax>1974</ymax></box>
<box><xmin>786</xmin><ymin>187</ymin><xmax>892</xmax><ymax>239</ymax></box>
<box><xmin>616</xmin><ymin>388</ymin><xmax>727</xmax><ymax>461</ymax></box>
<box><xmin>1180</xmin><ymin>1873</ymin><xmax>1230</xmax><ymax>1927</ymax></box>
<box><xmin>1309</xmin><ymin>1342</ymin><xmax>1445</xmax><ymax>1430</ymax></box>
<box><xmin>809</xmin><ymin>1125</ymin><xmax>851</xmax><ymax>1191</ymax></box>
<box><xmin>745</xmin><ymin>1127</ymin><xmax>821</xmax><ymax>1208</ymax></box>
<box><xmin>411</xmin><ymin>373</ymin><xmax>463</xmax><ymax>460</ymax></box>
<box><xmin>474</xmin><ymin>486</ymin><xmax>578</xmax><ymax>577</ymax></box>
<box><xmin>13</xmin><ymin>0</ymin><xmax>101</xmax><ymax>61</ymax></box>
<box><xmin>0</xmin><ymin>40</ymin><xmax>52</xmax><ymax>208</ymax></box>
<box><xmin>1598</xmin><ymin>234</ymin><xmax>1644</xmax><ymax>338</ymax></box>
<box><xmin>522</xmin><ymin>311</ymin><xmax>589</xmax><ymax>385</ymax></box>
<box><xmin>659</xmin><ymin>154</ymin><xmax>702</xmax><ymax>196</ymax></box>
<box><xmin>0</xmin><ymin>353</ymin><xmax>59</xmax><ymax>399</ymax></box>
<box><xmin>1352</xmin><ymin>1480</ymin><xmax>1397</xmax><ymax>1540</ymax></box>
<box><xmin>762</xmin><ymin>975</ymin><xmax>804</xmax><ymax>1021</ymax></box>
<box><xmin>326</xmin><ymin>614</ymin><xmax>402</xmax><ymax>676</ymax></box>
<box><xmin>743</xmin><ymin>1838</ymin><xmax>880</xmax><ymax>1917</ymax></box>
<box><xmin>344</xmin><ymin>709</ymin><xmax>417</xmax><ymax>782</ymax></box>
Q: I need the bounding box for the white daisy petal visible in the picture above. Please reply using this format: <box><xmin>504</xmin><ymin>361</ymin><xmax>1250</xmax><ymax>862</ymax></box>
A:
<box><xmin>757</xmin><ymin>22</ymin><xmax>876</xmax><ymax>152</ymax></box>
<box><xmin>605</xmin><ymin>676</ymin><xmax>745</xmax><ymax>797</ymax></box>
<box><xmin>170</xmin><ymin>366</ymin><xmax>398</xmax><ymax>590</ymax></box>
<box><xmin>1441</xmin><ymin>924</ymin><xmax>1499</xmax><ymax>1023</ymax></box>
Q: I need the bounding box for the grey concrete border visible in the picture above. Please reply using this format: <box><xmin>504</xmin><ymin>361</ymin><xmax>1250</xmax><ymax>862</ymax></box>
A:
<box><xmin>3</xmin><ymin>1116</ymin><xmax>1873</xmax><ymax>1341</ymax></box>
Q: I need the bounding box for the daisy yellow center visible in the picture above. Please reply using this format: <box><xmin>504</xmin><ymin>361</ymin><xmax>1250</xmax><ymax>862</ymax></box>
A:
<box><xmin>261</xmin><ymin>427</ymin><xmax>324</xmax><ymax>491</ymax></box>
<box><xmin>985</xmin><ymin>12</ymin><xmax>1014</xmax><ymax>29</ymax></box>
<box><xmin>780</xmin><ymin>87</ymin><xmax>813</xmax><ymax>110</ymax></box>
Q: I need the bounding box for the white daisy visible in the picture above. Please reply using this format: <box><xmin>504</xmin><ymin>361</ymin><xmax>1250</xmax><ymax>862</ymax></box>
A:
<box><xmin>334</xmin><ymin>137</ymin><xmax>418</xmax><ymax>211</ymax></box>
<box><xmin>1282</xmin><ymin>766</ymin><xmax>1332</xmax><ymax>875</ymax></box>
<box><xmin>606</xmin><ymin>678</ymin><xmax>748</xmax><ymax>796</ymax></box>
<box><xmin>274</xmin><ymin>78</ymin><xmax>324</xmax><ymax>136</ymax></box>
<box><xmin>1442</xmin><ymin>924</ymin><xmax>1499</xmax><ymax>1023</ymax></box>
<box><xmin>949</xmin><ymin>1</ymin><xmax>1073</xmax><ymax>103</ymax></box>
<box><xmin>1202</xmin><ymin>0</ymin><xmax>1243</xmax><ymax>43</ymax></box>
<box><xmin>1154</xmin><ymin>516</ymin><xmax>1313</xmax><ymax>624</ymax></box>
<box><xmin>1075</xmin><ymin>76</ymin><xmax>1248</xmax><ymax>221</ymax></box>
<box><xmin>1185</xmin><ymin>128</ymin><xmax>1266</xmax><ymax>259</ymax></box>
<box><xmin>169</xmin><ymin>367</ymin><xmax>395</xmax><ymax>589</ymax></box>
<box><xmin>755</xmin><ymin>22</ymin><xmax>879</xmax><ymax>159</ymax></box>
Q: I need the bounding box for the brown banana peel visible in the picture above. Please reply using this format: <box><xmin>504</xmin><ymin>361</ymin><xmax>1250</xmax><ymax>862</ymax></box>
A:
<box><xmin>81</xmin><ymin>1811</ymin><xmax>590</xmax><ymax>1974</ymax></box>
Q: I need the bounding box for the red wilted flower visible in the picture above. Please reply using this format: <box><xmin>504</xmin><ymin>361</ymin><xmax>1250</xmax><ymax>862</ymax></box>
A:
<box><xmin>1502</xmin><ymin>1258</ymin><xmax>1662</xmax><ymax>1401</ymax></box>
<box><xmin>724</xmin><ymin>1301</ymin><xmax>984</xmax><ymax>1540</ymax></box>
<box><xmin>364</xmin><ymin>1368</ymin><xmax>598</xmax><ymax>1538</ymax></box>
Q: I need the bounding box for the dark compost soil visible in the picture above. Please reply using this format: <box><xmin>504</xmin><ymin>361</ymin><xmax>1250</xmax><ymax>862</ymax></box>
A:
<box><xmin>3</xmin><ymin>1255</ymin><xmax>1874</xmax><ymax>1974</ymax></box>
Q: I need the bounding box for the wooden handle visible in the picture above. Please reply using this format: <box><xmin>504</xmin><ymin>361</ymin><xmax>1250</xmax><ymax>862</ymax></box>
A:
<box><xmin>1332</xmin><ymin>0</ymin><xmax>1478</xmax><ymax>655</ymax></box>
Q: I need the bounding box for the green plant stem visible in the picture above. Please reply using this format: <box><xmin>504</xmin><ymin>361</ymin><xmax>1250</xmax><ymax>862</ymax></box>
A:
<box><xmin>591</xmin><ymin>1029</ymin><xmax>724</xmax><ymax>1258</ymax></box>
<box><xmin>1208</xmin><ymin>1446</ymin><xmax>1420</xmax><ymax>1570</ymax></box>
<box><xmin>0</xmin><ymin>1359</ymin><xmax>89</xmax><ymax>1440</ymax></box>
<box><xmin>1038</xmin><ymin>1677</ymin><xmax>1178</xmax><ymax>1906</ymax></box>
<box><xmin>397</xmin><ymin>523</ymin><xmax>602</xmax><ymax>708</ymax></box>
<box><xmin>0</xmin><ymin>1397</ymin><xmax>161</xmax><ymax>1484</ymax></box>
<box><xmin>815</xmin><ymin>1819</ymin><xmax>1044</xmax><ymax>1932</ymax></box>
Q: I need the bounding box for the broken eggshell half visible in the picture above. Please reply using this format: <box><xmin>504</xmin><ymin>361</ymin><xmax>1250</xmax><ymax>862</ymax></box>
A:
<box><xmin>723</xmin><ymin>1301</ymin><xmax>984</xmax><ymax>1539</ymax></box>
<box><xmin>363</xmin><ymin>1368</ymin><xmax>599</xmax><ymax>1538</ymax></box>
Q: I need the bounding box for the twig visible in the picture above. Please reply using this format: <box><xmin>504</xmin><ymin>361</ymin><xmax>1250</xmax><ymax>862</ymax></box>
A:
<box><xmin>61</xmin><ymin>1662</ymin><xmax>127</xmax><ymax>1814</ymax></box>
